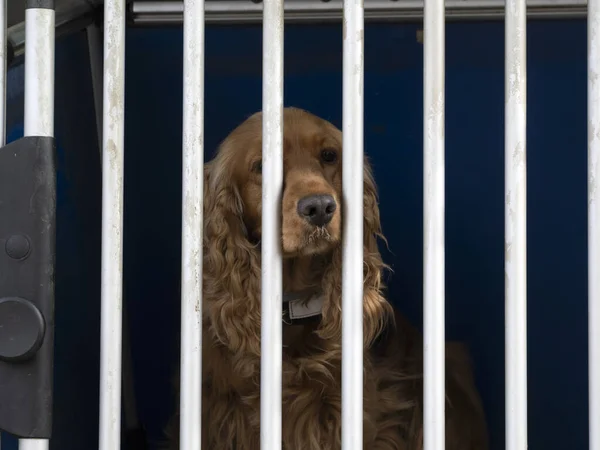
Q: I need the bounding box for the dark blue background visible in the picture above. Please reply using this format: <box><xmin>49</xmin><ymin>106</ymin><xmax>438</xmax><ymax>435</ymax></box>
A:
<box><xmin>1</xmin><ymin>18</ymin><xmax>589</xmax><ymax>450</ymax></box>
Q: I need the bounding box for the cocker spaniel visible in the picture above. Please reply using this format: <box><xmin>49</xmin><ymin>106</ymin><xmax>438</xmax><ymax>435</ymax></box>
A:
<box><xmin>166</xmin><ymin>107</ymin><xmax>489</xmax><ymax>449</ymax></box>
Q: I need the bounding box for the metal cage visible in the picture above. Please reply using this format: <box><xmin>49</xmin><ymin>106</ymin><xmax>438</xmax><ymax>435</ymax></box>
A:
<box><xmin>0</xmin><ymin>0</ymin><xmax>597</xmax><ymax>449</ymax></box>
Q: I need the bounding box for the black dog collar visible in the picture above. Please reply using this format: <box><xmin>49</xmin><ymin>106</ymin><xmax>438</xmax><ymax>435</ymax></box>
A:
<box><xmin>282</xmin><ymin>289</ymin><xmax>324</xmax><ymax>325</ymax></box>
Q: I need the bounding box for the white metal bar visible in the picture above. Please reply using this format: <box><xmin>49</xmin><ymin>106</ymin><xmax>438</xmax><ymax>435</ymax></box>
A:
<box><xmin>23</xmin><ymin>7</ymin><xmax>55</xmax><ymax>138</ymax></box>
<box><xmin>341</xmin><ymin>0</ymin><xmax>364</xmax><ymax>447</ymax></box>
<box><xmin>8</xmin><ymin>2</ymin><xmax>96</xmax><ymax>61</ymax></box>
<box><xmin>505</xmin><ymin>0</ymin><xmax>528</xmax><ymax>446</ymax></box>
<box><xmin>18</xmin><ymin>440</ymin><xmax>49</xmax><ymax>450</ymax></box>
<box><xmin>179</xmin><ymin>0</ymin><xmax>205</xmax><ymax>447</ymax></box>
<box><xmin>19</xmin><ymin>4</ymin><xmax>55</xmax><ymax>449</ymax></box>
<box><xmin>422</xmin><ymin>0</ymin><xmax>446</xmax><ymax>446</ymax></box>
<box><xmin>99</xmin><ymin>0</ymin><xmax>126</xmax><ymax>449</ymax></box>
<box><xmin>87</xmin><ymin>19</ymin><xmax>142</xmax><ymax>440</ymax></box>
<box><xmin>260</xmin><ymin>0</ymin><xmax>284</xmax><ymax>446</ymax></box>
<box><xmin>589</xmin><ymin>0</ymin><xmax>600</xmax><ymax>447</ymax></box>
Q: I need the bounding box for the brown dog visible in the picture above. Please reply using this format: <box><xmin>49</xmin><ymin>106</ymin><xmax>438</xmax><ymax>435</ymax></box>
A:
<box><xmin>166</xmin><ymin>107</ymin><xmax>489</xmax><ymax>449</ymax></box>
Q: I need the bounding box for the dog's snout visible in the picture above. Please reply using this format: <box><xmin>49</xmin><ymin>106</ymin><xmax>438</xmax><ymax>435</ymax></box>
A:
<box><xmin>297</xmin><ymin>194</ymin><xmax>337</xmax><ymax>227</ymax></box>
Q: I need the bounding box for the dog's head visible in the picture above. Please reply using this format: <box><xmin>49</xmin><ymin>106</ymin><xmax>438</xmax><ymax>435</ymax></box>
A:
<box><xmin>207</xmin><ymin>107</ymin><xmax>345</xmax><ymax>256</ymax></box>
<box><xmin>203</xmin><ymin>107</ymin><xmax>392</xmax><ymax>361</ymax></box>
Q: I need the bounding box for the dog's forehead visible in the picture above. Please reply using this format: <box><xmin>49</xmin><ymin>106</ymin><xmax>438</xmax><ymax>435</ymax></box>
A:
<box><xmin>224</xmin><ymin>109</ymin><xmax>342</xmax><ymax>169</ymax></box>
<box><xmin>283</xmin><ymin>111</ymin><xmax>341</xmax><ymax>153</ymax></box>
<box><xmin>284</xmin><ymin>109</ymin><xmax>338</xmax><ymax>136</ymax></box>
<box><xmin>283</xmin><ymin>123</ymin><xmax>328</xmax><ymax>152</ymax></box>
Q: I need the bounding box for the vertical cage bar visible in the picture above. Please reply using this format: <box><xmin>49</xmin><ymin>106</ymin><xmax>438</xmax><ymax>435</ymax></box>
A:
<box><xmin>260</xmin><ymin>0</ymin><xmax>284</xmax><ymax>447</ymax></box>
<box><xmin>422</xmin><ymin>0</ymin><xmax>446</xmax><ymax>447</ymax></box>
<box><xmin>179</xmin><ymin>0</ymin><xmax>205</xmax><ymax>447</ymax></box>
<box><xmin>19</xmin><ymin>441</ymin><xmax>51</xmax><ymax>450</ymax></box>
<box><xmin>99</xmin><ymin>0</ymin><xmax>126</xmax><ymax>449</ymax></box>
<box><xmin>589</xmin><ymin>0</ymin><xmax>600</xmax><ymax>447</ymax></box>
<box><xmin>19</xmin><ymin>441</ymin><xmax>49</xmax><ymax>450</ymax></box>
<box><xmin>19</xmin><ymin>2</ymin><xmax>56</xmax><ymax>448</ymax></box>
<box><xmin>341</xmin><ymin>0</ymin><xmax>365</xmax><ymax>448</ymax></box>
<box><xmin>18</xmin><ymin>2</ymin><xmax>56</xmax><ymax>448</ymax></box>
<box><xmin>24</xmin><ymin>3</ymin><xmax>55</xmax><ymax>138</ymax></box>
<box><xmin>504</xmin><ymin>0</ymin><xmax>528</xmax><ymax>447</ymax></box>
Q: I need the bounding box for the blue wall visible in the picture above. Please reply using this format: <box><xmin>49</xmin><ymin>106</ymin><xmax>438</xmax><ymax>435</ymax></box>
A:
<box><xmin>2</xmin><ymin>18</ymin><xmax>589</xmax><ymax>450</ymax></box>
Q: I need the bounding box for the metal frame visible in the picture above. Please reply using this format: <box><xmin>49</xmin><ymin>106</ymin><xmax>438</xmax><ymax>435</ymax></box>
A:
<box><xmin>8</xmin><ymin>2</ymin><xmax>96</xmax><ymax>64</ymax></box>
<box><xmin>19</xmin><ymin>0</ymin><xmax>56</xmax><ymax>447</ymax></box>
<box><xmin>98</xmin><ymin>0</ymin><xmax>126</xmax><ymax>449</ymax></box>
<box><xmin>0</xmin><ymin>0</ymin><xmax>596</xmax><ymax>449</ymax></box>
<box><xmin>178</xmin><ymin>0</ymin><xmax>205</xmax><ymax>447</ymax></box>
<box><xmin>341</xmin><ymin>0</ymin><xmax>365</xmax><ymax>447</ymax></box>
<box><xmin>260</xmin><ymin>0</ymin><xmax>284</xmax><ymax>447</ymax></box>
<box><xmin>130</xmin><ymin>0</ymin><xmax>590</xmax><ymax>24</ymax></box>
<box><xmin>85</xmin><ymin>17</ymin><xmax>147</xmax><ymax>450</ymax></box>
<box><xmin>422</xmin><ymin>0</ymin><xmax>446</xmax><ymax>446</ymax></box>
<box><xmin>504</xmin><ymin>0</ymin><xmax>528</xmax><ymax>447</ymax></box>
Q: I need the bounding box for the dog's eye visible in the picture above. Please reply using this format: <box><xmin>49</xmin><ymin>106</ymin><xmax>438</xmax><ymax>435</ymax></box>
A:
<box><xmin>251</xmin><ymin>160</ymin><xmax>262</xmax><ymax>174</ymax></box>
<box><xmin>320</xmin><ymin>149</ymin><xmax>338</xmax><ymax>164</ymax></box>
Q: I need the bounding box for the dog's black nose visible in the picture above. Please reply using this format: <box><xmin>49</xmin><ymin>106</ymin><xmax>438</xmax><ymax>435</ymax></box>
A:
<box><xmin>297</xmin><ymin>194</ymin><xmax>337</xmax><ymax>227</ymax></box>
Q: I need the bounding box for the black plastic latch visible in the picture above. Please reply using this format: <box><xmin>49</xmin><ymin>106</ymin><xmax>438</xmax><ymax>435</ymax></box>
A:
<box><xmin>0</xmin><ymin>136</ymin><xmax>57</xmax><ymax>439</ymax></box>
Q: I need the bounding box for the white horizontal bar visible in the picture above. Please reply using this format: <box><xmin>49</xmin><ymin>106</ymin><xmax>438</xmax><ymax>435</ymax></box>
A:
<box><xmin>504</xmin><ymin>0</ymin><xmax>528</xmax><ymax>446</ymax></box>
<box><xmin>179</xmin><ymin>0</ymin><xmax>205</xmax><ymax>448</ymax></box>
<box><xmin>589</xmin><ymin>0</ymin><xmax>600</xmax><ymax>447</ymax></box>
<box><xmin>422</xmin><ymin>0</ymin><xmax>446</xmax><ymax>447</ymax></box>
<box><xmin>99</xmin><ymin>0</ymin><xmax>126</xmax><ymax>449</ymax></box>
<box><xmin>24</xmin><ymin>8</ymin><xmax>55</xmax><ymax>138</ymax></box>
<box><xmin>341</xmin><ymin>0</ymin><xmax>365</xmax><ymax>448</ymax></box>
<box><xmin>130</xmin><ymin>0</ymin><xmax>589</xmax><ymax>24</ymax></box>
<box><xmin>260</xmin><ymin>0</ymin><xmax>284</xmax><ymax>448</ymax></box>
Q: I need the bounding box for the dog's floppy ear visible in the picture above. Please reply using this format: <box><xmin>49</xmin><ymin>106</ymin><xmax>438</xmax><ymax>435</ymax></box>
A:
<box><xmin>361</xmin><ymin>157</ymin><xmax>394</xmax><ymax>344</ymax></box>
<box><xmin>202</xmin><ymin>150</ymin><xmax>262</xmax><ymax>362</ymax></box>
<box><xmin>203</xmin><ymin>157</ymin><xmax>250</xmax><ymax>261</ymax></box>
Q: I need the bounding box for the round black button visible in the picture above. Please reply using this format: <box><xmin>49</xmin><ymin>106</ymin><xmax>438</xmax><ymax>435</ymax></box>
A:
<box><xmin>0</xmin><ymin>297</ymin><xmax>46</xmax><ymax>362</ymax></box>
<box><xmin>5</xmin><ymin>234</ymin><xmax>31</xmax><ymax>260</ymax></box>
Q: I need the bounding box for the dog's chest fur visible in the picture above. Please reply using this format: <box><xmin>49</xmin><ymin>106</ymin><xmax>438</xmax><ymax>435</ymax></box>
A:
<box><xmin>180</xmin><ymin>257</ymin><xmax>416</xmax><ymax>450</ymax></box>
<box><xmin>198</xmin><ymin>320</ymin><xmax>414</xmax><ymax>450</ymax></box>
